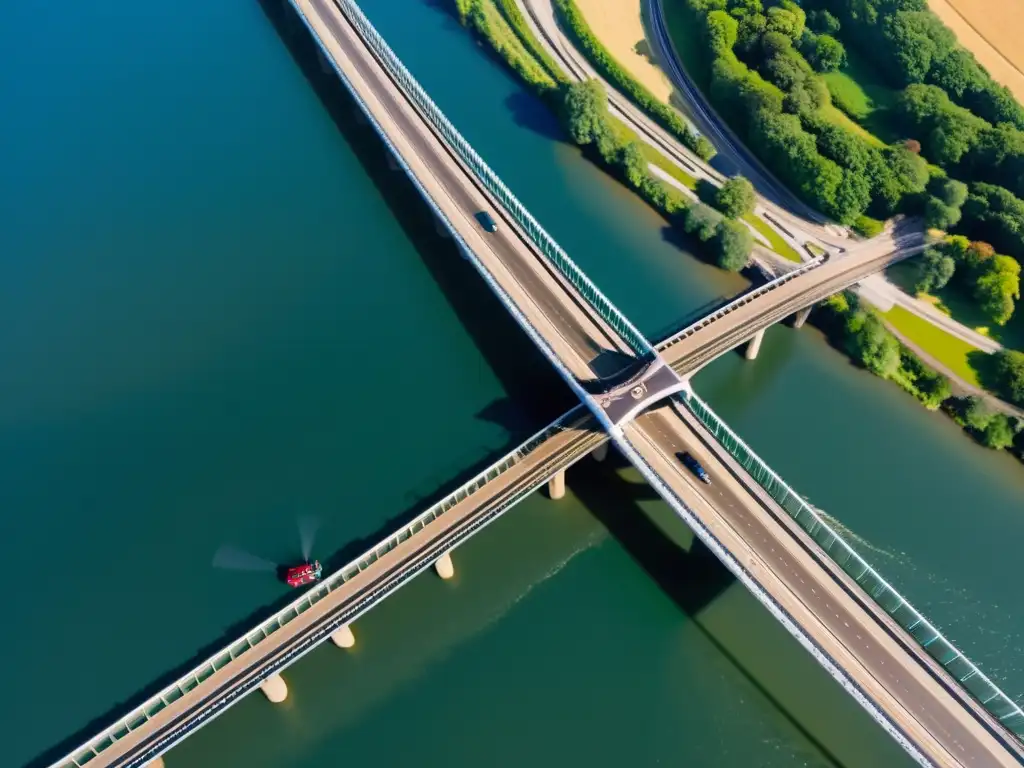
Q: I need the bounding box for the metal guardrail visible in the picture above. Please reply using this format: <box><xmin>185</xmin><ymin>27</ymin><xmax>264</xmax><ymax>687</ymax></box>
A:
<box><xmin>333</xmin><ymin>0</ymin><xmax>653</xmax><ymax>358</ymax></box>
<box><xmin>679</xmin><ymin>391</ymin><xmax>1024</xmax><ymax>738</ymax></box>
<box><xmin>658</xmin><ymin>254</ymin><xmax>823</xmax><ymax>353</ymax></box>
<box><xmin>51</xmin><ymin>411</ymin><xmax>579</xmax><ymax>768</ymax></box>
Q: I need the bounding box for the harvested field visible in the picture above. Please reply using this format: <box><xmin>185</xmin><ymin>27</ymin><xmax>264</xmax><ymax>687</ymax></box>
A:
<box><xmin>928</xmin><ymin>0</ymin><xmax>1024</xmax><ymax>103</ymax></box>
<box><xmin>575</xmin><ymin>0</ymin><xmax>674</xmax><ymax>103</ymax></box>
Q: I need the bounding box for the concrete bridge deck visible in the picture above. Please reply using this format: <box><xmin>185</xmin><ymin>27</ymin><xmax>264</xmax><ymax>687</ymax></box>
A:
<box><xmin>54</xmin><ymin>409</ymin><xmax>604</xmax><ymax>768</ymax></box>
<box><xmin>624</xmin><ymin>404</ymin><xmax>1024</xmax><ymax>767</ymax></box>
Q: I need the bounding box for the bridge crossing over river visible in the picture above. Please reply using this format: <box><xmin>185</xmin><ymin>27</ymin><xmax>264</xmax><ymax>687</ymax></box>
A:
<box><xmin>49</xmin><ymin>0</ymin><xmax>1024</xmax><ymax>766</ymax></box>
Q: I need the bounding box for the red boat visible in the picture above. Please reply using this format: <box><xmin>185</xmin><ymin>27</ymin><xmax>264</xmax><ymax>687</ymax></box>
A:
<box><xmin>284</xmin><ymin>560</ymin><xmax>322</xmax><ymax>588</ymax></box>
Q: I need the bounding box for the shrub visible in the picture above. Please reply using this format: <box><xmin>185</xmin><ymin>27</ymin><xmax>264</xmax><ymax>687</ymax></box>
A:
<box><xmin>715</xmin><ymin>176</ymin><xmax>757</xmax><ymax>218</ymax></box>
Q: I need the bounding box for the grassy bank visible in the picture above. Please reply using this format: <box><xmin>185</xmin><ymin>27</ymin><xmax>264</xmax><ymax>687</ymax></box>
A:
<box><xmin>816</xmin><ymin>294</ymin><xmax>1022</xmax><ymax>457</ymax></box>
<box><xmin>883</xmin><ymin>305</ymin><xmax>983</xmax><ymax>388</ymax></box>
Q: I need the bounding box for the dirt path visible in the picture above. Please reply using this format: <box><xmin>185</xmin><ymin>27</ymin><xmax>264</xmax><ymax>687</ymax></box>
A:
<box><xmin>574</xmin><ymin>0</ymin><xmax>674</xmax><ymax>103</ymax></box>
<box><xmin>928</xmin><ymin>0</ymin><xmax>1024</xmax><ymax>103</ymax></box>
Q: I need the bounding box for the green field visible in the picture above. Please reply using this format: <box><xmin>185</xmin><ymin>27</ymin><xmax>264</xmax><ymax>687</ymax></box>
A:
<box><xmin>822</xmin><ymin>47</ymin><xmax>902</xmax><ymax>143</ymax></box>
<box><xmin>884</xmin><ymin>305</ymin><xmax>983</xmax><ymax>387</ymax></box>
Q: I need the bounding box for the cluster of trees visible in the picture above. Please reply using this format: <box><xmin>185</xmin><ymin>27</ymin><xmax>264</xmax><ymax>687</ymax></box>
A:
<box><xmin>822</xmin><ymin>294</ymin><xmax>1024</xmax><ymax>454</ymax></box>
<box><xmin>992</xmin><ymin>350</ymin><xmax>1024</xmax><ymax>408</ymax></box>
<box><xmin>915</xmin><ymin>236</ymin><xmax>1021</xmax><ymax>325</ymax></box>
<box><xmin>827</xmin><ymin>294</ymin><xmax>951</xmax><ymax>408</ymax></box>
<box><xmin>553</xmin><ymin>0</ymin><xmax>715</xmax><ymax>159</ymax></box>
<box><xmin>562</xmin><ymin>81</ymin><xmax>753</xmax><ymax>270</ymax></box>
<box><xmin>805</xmin><ymin>0</ymin><xmax>1024</xmax><ymax>129</ymax></box>
<box><xmin>947</xmin><ymin>396</ymin><xmax>1022</xmax><ymax>450</ymax></box>
<box><xmin>689</xmin><ymin>0</ymin><xmax>929</xmax><ymax>225</ymax></box>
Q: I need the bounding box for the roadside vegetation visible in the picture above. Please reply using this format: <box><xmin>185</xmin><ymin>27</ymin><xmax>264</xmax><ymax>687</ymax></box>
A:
<box><xmin>553</xmin><ymin>0</ymin><xmax>716</xmax><ymax>160</ymax></box>
<box><xmin>455</xmin><ymin>0</ymin><xmax>768</xmax><ymax>271</ymax></box>
<box><xmin>667</xmin><ymin>0</ymin><xmax>1024</xmax><ymax>323</ymax></box>
<box><xmin>816</xmin><ymin>293</ymin><xmax>1024</xmax><ymax>458</ymax></box>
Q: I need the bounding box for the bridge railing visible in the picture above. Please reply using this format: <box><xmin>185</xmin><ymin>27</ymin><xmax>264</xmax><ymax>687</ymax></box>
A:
<box><xmin>658</xmin><ymin>253</ymin><xmax>823</xmax><ymax>353</ymax></box>
<box><xmin>51</xmin><ymin>412</ymin><xmax>580</xmax><ymax>768</ymax></box>
<box><xmin>332</xmin><ymin>0</ymin><xmax>652</xmax><ymax>358</ymax></box>
<box><xmin>678</xmin><ymin>391</ymin><xmax>1024</xmax><ymax>737</ymax></box>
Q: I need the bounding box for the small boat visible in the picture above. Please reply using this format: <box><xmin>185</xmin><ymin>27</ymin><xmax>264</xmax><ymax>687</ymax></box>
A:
<box><xmin>284</xmin><ymin>560</ymin><xmax>322</xmax><ymax>588</ymax></box>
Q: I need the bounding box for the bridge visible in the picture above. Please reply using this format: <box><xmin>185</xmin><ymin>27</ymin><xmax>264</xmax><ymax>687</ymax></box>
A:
<box><xmin>47</xmin><ymin>1</ymin><xmax>1022</xmax><ymax>767</ymax></box>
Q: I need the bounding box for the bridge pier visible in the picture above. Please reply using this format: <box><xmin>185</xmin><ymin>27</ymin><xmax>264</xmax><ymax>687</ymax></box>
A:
<box><xmin>792</xmin><ymin>306</ymin><xmax>812</xmax><ymax>329</ymax></box>
<box><xmin>591</xmin><ymin>442</ymin><xmax>609</xmax><ymax>462</ymax></box>
<box><xmin>435</xmin><ymin>551</ymin><xmax>455</xmax><ymax>579</ymax></box>
<box><xmin>146</xmin><ymin>757</ymin><xmax>165</xmax><ymax>768</ymax></box>
<box><xmin>547</xmin><ymin>470</ymin><xmax>566</xmax><ymax>500</ymax></box>
<box><xmin>744</xmin><ymin>328</ymin><xmax>765</xmax><ymax>361</ymax></box>
<box><xmin>331</xmin><ymin>624</ymin><xmax>356</xmax><ymax>649</ymax></box>
<box><xmin>260</xmin><ymin>673</ymin><xmax>288</xmax><ymax>703</ymax></box>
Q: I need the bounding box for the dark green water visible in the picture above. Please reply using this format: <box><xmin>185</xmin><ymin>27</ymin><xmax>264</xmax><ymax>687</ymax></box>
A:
<box><xmin>2</xmin><ymin>0</ymin><xmax>1020</xmax><ymax>766</ymax></box>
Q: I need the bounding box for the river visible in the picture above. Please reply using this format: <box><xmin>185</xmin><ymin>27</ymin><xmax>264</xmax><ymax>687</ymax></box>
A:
<box><xmin>2</xmin><ymin>0</ymin><xmax>1020</xmax><ymax>766</ymax></box>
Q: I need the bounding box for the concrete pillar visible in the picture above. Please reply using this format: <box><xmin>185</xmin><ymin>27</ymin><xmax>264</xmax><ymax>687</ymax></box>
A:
<box><xmin>591</xmin><ymin>442</ymin><xmax>609</xmax><ymax>463</ymax></box>
<box><xmin>330</xmin><ymin>624</ymin><xmax>356</xmax><ymax>649</ymax></box>
<box><xmin>434</xmin><ymin>551</ymin><xmax>455</xmax><ymax>580</ymax></box>
<box><xmin>792</xmin><ymin>306</ymin><xmax>812</xmax><ymax>329</ymax></box>
<box><xmin>260</xmin><ymin>673</ymin><xmax>288</xmax><ymax>703</ymax></box>
<box><xmin>146</xmin><ymin>757</ymin><xmax>166</xmax><ymax>768</ymax></box>
<box><xmin>744</xmin><ymin>328</ymin><xmax>765</xmax><ymax>361</ymax></box>
<box><xmin>547</xmin><ymin>470</ymin><xmax>566</xmax><ymax>500</ymax></box>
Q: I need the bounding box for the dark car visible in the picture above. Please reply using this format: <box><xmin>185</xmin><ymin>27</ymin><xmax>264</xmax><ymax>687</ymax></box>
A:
<box><xmin>680</xmin><ymin>452</ymin><xmax>711</xmax><ymax>485</ymax></box>
<box><xmin>476</xmin><ymin>211</ymin><xmax>498</xmax><ymax>233</ymax></box>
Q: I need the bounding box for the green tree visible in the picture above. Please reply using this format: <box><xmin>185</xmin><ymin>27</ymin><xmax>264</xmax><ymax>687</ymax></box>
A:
<box><xmin>992</xmin><ymin>349</ymin><xmax>1024</xmax><ymax>406</ymax></box>
<box><xmin>807</xmin><ymin>34</ymin><xmax>846</xmax><ymax>72</ymax></box>
<box><xmin>845</xmin><ymin>310</ymin><xmax>900</xmax><ymax>376</ymax></box>
<box><xmin>983</xmin><ymin>413</ymin><xmax>1017</xmax><ymax>449</ymax></box>
<box><xmin>618</xmin><ymin>141</ymin><xmax>649</xmax><ymax>189</ymax></box>
<box><xmin>715</xmin><ymin>218</ymin><xmax>754</xmax><ymax>270</ymax></box>
<box><xmin>808</xmin><ymin>9</ymin><xmax>841</xmax><ymax>35</ymax></box>
<box><xmin>683</xmin><ymin>202</ymin><xmax>724</xmax><ymax>242</ymax></box>
<box><xmin>914</xmin><ymin>246</ymin><xmax>956</xmax><ymax>292</ymax></box>
<box><xmin>562</xmin><ymin>80</ymin><xmax>607</xmax><ymax>145</ymax></box>
<box><xmin>924</xmin><ymin>196</ymin><xmax>961</xmax><ymax>230</ymax></box>
<box><xmin>973</xmin><ymin>254</ymin><xmax>1021</xmax><ymax>325</ymax></box>
<box><xmin>715</xmin><ymin>176</ymin><xmax>757</xmax><ymax>217</ymax></box>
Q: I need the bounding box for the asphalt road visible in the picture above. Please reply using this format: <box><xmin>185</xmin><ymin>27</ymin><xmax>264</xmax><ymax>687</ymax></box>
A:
<box><xmin>316</xmin><ymin>0</ymin><xmax>636</xmax><ymax>378</ymax></box>
<box><xmin>628</xmin><ymin>404</ymin><xmax>1022</xmax><ymax>767</ymax></box>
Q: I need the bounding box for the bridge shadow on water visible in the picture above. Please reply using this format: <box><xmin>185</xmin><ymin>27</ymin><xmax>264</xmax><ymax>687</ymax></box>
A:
<box><xmin>257</xmin><ymin>0</ymin><xmax>576</xmax><ymax>426</ymax></box>
<box><xmin>572</xmin><ymin>454</ymin><xmax>843</xmax><ymax>765</ymax></box>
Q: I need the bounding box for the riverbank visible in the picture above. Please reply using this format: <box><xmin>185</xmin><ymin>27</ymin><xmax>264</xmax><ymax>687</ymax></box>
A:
<box><xmin>815</xmin><ymin>295</ymin><xmax>1024</xmax><ymax>460</ymax></box>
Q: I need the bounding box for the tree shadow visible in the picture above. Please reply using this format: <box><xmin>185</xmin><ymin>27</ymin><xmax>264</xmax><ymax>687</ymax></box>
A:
<box><xmin>504</xmin><ymin>90</ymin><xmax>564</xmax><ymax>141</ymax></box>
<box><xmin>632</xmin><ymin>39</ymin><xmax>655</xmax><ymax>64</ymax></box>
<box><xmin>969</xmin><ymin>350</ymin><xmax>1003</xmax><ymax>395</ymax></box>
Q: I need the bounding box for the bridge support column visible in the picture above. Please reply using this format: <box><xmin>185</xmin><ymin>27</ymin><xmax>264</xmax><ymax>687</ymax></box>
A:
<box><xmin>792</xmin><ymin>306</ymin><xmax>812</xmax><ymax>329</ymax></box>
<box><xmin>435</xmin><ymin>551</ymin><xmax>455</xmax><ymax>579</ymax></box>
<box><xmin>744</xmin><ymin>328</ymin><xmax>765</xmax><ymax>361</ymax></box>
<box><xmin>331</xmin><ymin>624</ymin><xmax>356</xmax><ymax>649</ymax></box>
<box><xmin>260</xmin><ymin>673</ymin><xmax>288</xmax><ymax>703</ymax></box>
<box><xmin>146</xmin><ymin>757</ymin><xmax>166</xmax><ymax>768</ymax></box>
<box><xmin>591</xmin><ymin>442</ymin><xmax>609</xmax><ymax>463</ymax></box>
<box><xmin>548</xmin><ymin>470</ymin><xmax>566</xmax><ymax>500</ymax></box>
